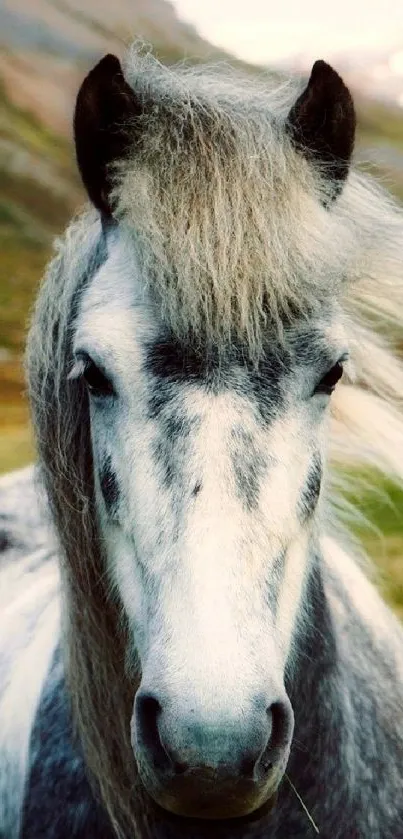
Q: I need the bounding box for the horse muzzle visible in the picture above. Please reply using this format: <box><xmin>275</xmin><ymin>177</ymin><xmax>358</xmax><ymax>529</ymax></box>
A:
<box><xmin>131</xmin><ymin>689</ymin><xmax>294</xmax><ymax>819</ymax></box>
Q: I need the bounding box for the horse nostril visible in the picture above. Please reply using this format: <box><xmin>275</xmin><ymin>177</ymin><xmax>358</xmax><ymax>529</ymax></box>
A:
<box><xmin>172</xmin><ymin>759</ymin><xmax>189</xmax><ymax>775</ymax></box>
<box><xmin>256</xmin><ymin>699</ymin><xmax>293</xmax><ymax>776</ymax></box>
<box><xmin>239</xmin><ymin>699</ymin><xmax>292</xmax><ymax>780</ymax></box>
<box><xmin>240</xmin><ymin>700</ymin><xmax>292</xmax><ymax>779</ymax></box>
<box><xmin>269</xmin><ymin>701</ymin><xmax>291</xmax><ymax>749</ymax></box>
<box><xmin>135</xmin><ymin>692</ymin><xmax>172</xmax><ymax>773</ymax></box>
<box><xmin>262</xmin><ymin>759</ymin><xmax>273</xmax><ymax>773</ymax></box>
<box><xmin>240</xmin><ymin>755</ymin><xmax>259</xmax><ymax>777</ymax></box>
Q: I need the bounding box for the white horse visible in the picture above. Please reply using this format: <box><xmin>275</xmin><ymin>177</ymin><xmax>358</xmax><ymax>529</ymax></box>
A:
<box><xmin>1</xmin><ymin>48</ymin><xmax>403</xmax><ymax>839</ymax></box>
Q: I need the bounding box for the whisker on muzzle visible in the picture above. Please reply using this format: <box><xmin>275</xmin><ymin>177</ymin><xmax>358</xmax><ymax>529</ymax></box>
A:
<box><xmin>285</xmin><ymin>773</ymin><xmax>320</xmax><ymax>834</ymax></box>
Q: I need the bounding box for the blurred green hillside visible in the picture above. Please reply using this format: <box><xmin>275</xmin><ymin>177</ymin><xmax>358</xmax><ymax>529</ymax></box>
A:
<box><xmin>0</xmin><ymin>1</ymin><xmax>403</xmax><ymax>614</ymax></box>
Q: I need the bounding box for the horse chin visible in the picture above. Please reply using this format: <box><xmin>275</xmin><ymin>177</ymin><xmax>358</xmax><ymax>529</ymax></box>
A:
<box><xmin>138</xmin><ymin>771</ymin><xmax>281</xmax><ymax>823</ymax></box>
<box><xmin>158</xmin><ymin>791</ymin><xmax>279</xmax><ymax>823</ymax></box>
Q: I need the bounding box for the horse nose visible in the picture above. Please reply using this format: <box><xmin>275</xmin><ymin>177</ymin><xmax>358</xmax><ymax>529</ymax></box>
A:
<box><xmin>133</xmin><ymin>690</ymin><xmax>293</xmax><ymax>817</ymax></box>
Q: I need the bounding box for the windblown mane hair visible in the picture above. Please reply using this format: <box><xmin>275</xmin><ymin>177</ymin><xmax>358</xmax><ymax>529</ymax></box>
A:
<box><xmin>26</xmin><ymin>48</ymin><xmax>403</xmax><ymax>837</ymax></box>
<box><xmin>114</xmin><ymin>51</ymin><xmax>353</xmax><ymax>354</ymax></box>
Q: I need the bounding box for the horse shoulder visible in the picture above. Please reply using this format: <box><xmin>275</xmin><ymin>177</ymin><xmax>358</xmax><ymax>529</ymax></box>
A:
<box><xmin>0</xmin><ymin>467</ymin><xmax>112</xmax><ymax>838</ymax></box>
<box><xmin>21</xmin><ymin>648</ymin><xmax>114</xmax><ymax>839</ymax></box>
<box><xmin>321</xmin><ymin>536</ymin><xmax>403</xmax><ymax>834</ymax></box>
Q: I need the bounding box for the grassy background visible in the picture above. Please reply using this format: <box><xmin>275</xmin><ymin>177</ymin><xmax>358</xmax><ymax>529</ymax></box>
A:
<box><xmin>0</xmin><ymin>81</ymin><xmax>80</xmax><ymax>471</ymax></box>
<box><xmin>342</xmin><ymin>476</ymin><xmax>403</xmax><ymax>618</ymax></box>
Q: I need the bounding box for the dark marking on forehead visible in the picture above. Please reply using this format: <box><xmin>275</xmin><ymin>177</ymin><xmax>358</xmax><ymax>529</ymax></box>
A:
<box><xmin>152</xmin><ymin>409</ymin><xmax>194</xmax><ymax>490</ymax></box>
<box><xmin>192</xmin><ymin>480</ymin><xmax>202</xmax><ymax>497</ymax></box>
<box><xmin>164</xmin><ymin>413</ymin><xmax>193</xmax><ymax>440</ymax></box>
<box><xmin>148</xmin><ymin>384</ymin><xmax>174</xmax><ymax>420</ymax></box>
<box><xmin>146</xmin><ymin>339</ymin><xmax>207</xmax><ymax>383</ymax></box>
<box><xmin>298</xmin><ymin>451</ymin><xmax>322</xmax><ymax>522</ymax></box>
<box><xmin>99</xmin><ymin>454</ymin><xmax>120</xmax><ymax>515</ymax></box>
<box><xmin>289</xmin><ymin>329</ymin><xmax>328</xmax><ymax>363</ymax></box>
<box><xmin>153</xmin><ymin>437</ymin><xmax>176</xmax><ymax>488</ymax></box>
<box><xmin>151</xmin><ymin>409</ymin><xmax>200</xmax><ymax>544</ymax></box>
<box><xmin>0</xmin><ymin>528</ymin><xmax>12</xmax><ymax>552</ymax></box>
<box><xmin>145</xmin><ymin>336</ymin><xmax>288</xmax><ymax>425</ymax></box>
<box><xmin>288</xmin><ymin>327</ymin><xmax>343</xmax><ymax>377</ymax></box>
<box><xmin>266</xmin><ymin>549</ymin><xmax>287</xmax><ymax>616</ymax></box>
<box><xmin>231</xmin><ymin>425</ymin><xmax>268</xmax><ymax>511</ymax></box>
<box><xmin>246</xmin><ymin>354</ymin><xmax>286</xmax><ymax>424</ymax></box>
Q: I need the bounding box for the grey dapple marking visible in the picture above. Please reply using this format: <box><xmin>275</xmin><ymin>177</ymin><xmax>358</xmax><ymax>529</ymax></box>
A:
<box><xmin>1</xmin><ymin>47</ymin><xmax>403</xmax><ymax>839</ymax></box>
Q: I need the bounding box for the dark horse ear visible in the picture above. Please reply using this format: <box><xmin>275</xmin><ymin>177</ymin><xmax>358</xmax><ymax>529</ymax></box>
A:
<box><xmin>287</xmin><ymin>60</ymin><xmax>356</xmax><ymax>191</ymax></box>
<box><xmin>74</xmin><ymin>54</ymin><xmax>139</xmax><ymax>217</ymax></box>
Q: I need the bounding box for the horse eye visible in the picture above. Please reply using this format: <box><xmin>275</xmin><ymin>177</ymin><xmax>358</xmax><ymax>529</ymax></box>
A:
<box><xmin>314</xmin><ymin>360</ymin><xmax>344</xmax><ymax>396</ymax></box>
<box><xmin>82</xmin><ymin>358</ymin><xmax>114</xmax><ymax>398</ymax></box>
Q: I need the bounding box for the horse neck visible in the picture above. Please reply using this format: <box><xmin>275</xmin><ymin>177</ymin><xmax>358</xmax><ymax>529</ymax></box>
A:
<box><xmin>278</xmin><ymin>536</ymin><xmax>403</xmax><ymax>838</ymax></box>
<box><xmin>272</xmin><ymin>543</ymin><xmax>351</xmax><ymax>835</ymax></box>
<box><xmin>286</xmin><ymin>542</ymin><xmax>341</xmax><ymax>751</ymax></box>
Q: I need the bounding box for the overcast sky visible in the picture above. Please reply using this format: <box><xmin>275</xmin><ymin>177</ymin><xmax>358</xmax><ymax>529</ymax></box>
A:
<box><xmin>172</xmin><ymin>0</ymin><xmax>403</xmax><ymax>65</ymax></box>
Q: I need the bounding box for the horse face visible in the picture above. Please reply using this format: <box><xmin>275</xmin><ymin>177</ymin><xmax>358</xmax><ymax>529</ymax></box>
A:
<box><xmin>72</xmin><ymin>231</ymin><xmax>347</xmax><ymax>818</ymax></box>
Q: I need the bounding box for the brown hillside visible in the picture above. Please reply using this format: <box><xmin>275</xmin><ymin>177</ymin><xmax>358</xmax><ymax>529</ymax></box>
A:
<box><xmin>0</xmin><ymin>0</ymin><xmax>238</xmax><ymax>135</ymax></box>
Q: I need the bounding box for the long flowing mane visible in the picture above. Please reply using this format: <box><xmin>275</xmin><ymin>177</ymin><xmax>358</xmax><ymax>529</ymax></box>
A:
<box><xmin>26</xmin><ymin>48</ymin><xmax>403</xmax><ymax>837</ymax></box>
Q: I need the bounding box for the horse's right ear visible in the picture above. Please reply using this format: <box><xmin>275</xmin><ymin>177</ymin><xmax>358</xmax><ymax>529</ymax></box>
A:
<box><xmin>74</xmin><ymin>54</ymin><xmax>140</xmax><ymax>217</ymax></box>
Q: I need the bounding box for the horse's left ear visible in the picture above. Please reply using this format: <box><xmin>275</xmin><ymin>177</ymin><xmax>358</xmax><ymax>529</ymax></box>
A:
<box><xmin>287</xmin><ymin>60</ymin><xmax>356</xmax><ymax>189</ymax></box>
<box><xmin>74</xmin><ymin>53</ymin><xmax>140</xmax><ymax>217</ymax></box>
